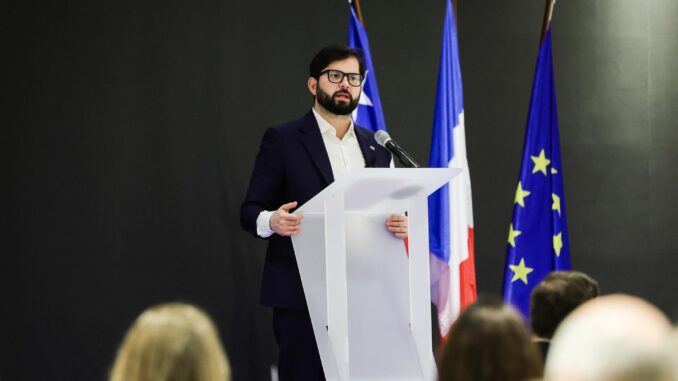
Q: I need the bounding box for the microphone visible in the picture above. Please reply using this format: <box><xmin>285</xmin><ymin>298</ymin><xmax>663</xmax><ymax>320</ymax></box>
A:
<box><xmin>374</xmin><ymin>130</ymin><xmax>420</xmax><ymax>168</ymax></box>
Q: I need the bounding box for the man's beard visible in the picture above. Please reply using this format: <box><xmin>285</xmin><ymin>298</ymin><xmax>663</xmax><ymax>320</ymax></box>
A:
<box><xmin>316</xmin><ymin>87</ymin><xmax>360</xmax><ymax>116</ymax></box>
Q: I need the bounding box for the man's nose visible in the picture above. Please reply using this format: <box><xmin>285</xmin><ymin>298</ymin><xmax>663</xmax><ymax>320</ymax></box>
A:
<box><xmin>338</xmin><ymin>76</ymin><xmax>351</xmax><ymax>88</ymax></box>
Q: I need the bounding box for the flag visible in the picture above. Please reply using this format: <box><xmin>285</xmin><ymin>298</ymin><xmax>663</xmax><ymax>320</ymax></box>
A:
<box><xmin>428</xmin><ymin>0</ymin><xmax>476</xmax><ymax>337</ymax></box>
<box><xmin>348</xmin><ymin>4</ymin><xmax>387</xmax><ymax>132</ymax></box>
<box><xmin>502</xmin><ymin>27</ymin><xmax>571</xmax><ymax>320</ymax></box>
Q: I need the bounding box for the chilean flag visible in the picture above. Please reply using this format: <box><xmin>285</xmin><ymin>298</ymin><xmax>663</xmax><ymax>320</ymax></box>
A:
<box><xmin>428</xmin><ymin>0</ymin><xmax>476</xmax><ymax>337</ymax></box>
<box><xmin>348</xmin><ymin>3</ymin><xmax>387</xmax><ymax>132</ymax></box>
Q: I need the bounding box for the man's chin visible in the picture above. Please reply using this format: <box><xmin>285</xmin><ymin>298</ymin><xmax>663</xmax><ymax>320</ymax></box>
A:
<box><xmin>333</xmin><ymin>97</ymin><xmax>352</xmax><ymax>105</ymax></box>
<box><xmin>331</xmin><ymin>103</ymin><xmax>357</xmax><ymax>115</ymax></box>
<box><xmin>333</xmin><ymin>110</ymin><xmax>353</xmax><ymax>116</ymax></box>
<box><xmin>317</xmin><ymin>96</ymin><xmax>357</xmax><ymax>115</ymax></box>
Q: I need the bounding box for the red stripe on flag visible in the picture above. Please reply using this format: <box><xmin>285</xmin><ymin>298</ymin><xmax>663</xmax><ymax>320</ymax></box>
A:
<box><xmin>459</xmin><ymin>226</ymin><xmax>477</xmax><ymax>309</ymax></box>
<box><xmin>441</xmin><ymin>228</ymin><xmax>477</xmax><ymax>349</ymax></box>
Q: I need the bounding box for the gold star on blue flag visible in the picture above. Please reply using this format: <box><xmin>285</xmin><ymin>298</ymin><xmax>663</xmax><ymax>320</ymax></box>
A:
<box><xmin>502</xmin><ymin>25</ymin><xmax>571</xmax><ymax>321</ymax></box>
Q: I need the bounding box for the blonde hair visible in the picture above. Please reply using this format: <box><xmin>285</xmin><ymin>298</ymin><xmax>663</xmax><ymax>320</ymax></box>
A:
<box><xmin>109</xmin><ymin>303</ymin><xmax>231</xmax><ymax>381</ymax></box>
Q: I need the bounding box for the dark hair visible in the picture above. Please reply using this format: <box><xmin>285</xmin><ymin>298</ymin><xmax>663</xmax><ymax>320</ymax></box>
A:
<box><xmin>309</xmin><ymin>44</ymin><xmax>366</xmax><ymax>78</ymax></box>
<box><xmin>530</xmin><ymin>271</ymin><xmax>599</xmax><ymax>339</ymax></box>
<box><xmin>438</xmin><ymin>296</ymin><xmax>543</xmax><ymax>381</ymax></box>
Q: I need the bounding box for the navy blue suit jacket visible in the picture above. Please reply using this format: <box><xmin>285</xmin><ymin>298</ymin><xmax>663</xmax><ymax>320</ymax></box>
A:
<box><xmin>240</xmin><ymin>111</ymin><xmax>392</xmax><ymax>310</ymax></box>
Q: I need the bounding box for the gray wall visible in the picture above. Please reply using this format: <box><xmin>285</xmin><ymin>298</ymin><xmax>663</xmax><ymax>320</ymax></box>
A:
<box><xmin>458</xmin><ymin>0</ymin><xmax>678</xmax><ymax>310</ymax></box>
<box><xmin>3</xmin><ymin>0</ymin><xmax>677</xmax><ymax>380</ymax></box>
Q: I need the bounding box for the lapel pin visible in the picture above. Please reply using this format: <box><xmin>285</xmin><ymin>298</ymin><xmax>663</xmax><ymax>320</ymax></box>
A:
<box><xmin>369</xmin><ymin>145</ymin><xmax>375</xmax><ymax>151</ymax></box>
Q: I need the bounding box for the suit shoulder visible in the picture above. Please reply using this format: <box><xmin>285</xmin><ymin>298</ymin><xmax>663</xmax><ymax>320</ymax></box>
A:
<box><xmin>268</xmin><ymin>112</ymin><xmax>315</xmax><ymax>135</ymax></box>
<box><xmin>256</xmin><ymin>114</ymin><xmax>310</xmax><ymax>146</ymax></box>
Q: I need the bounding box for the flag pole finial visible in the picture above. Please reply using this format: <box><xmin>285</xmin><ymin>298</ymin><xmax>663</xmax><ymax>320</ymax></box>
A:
<box><xmin>352</xmin><ymin>0</ymin><xmax>365</xmax><ymax>26</ymax></box>
<box><xmin>540</xmin><ymin>0</ymin><xmax>556</xmax><ymax>42</ymax></box>
<box><xmin>452</xmin><ymin>0</ymin><xmax>459</xmax><ymax>24</ymax></box>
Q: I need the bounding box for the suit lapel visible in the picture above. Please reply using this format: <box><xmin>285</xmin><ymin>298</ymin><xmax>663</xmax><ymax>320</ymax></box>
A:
<box><xmin>299</xmin><ymin>111</ymin><xmax>334</xmax><ymax>185</ymax></box>
<box><xmin>354</xmin><ymin>125</ymin><xmax>377</xmax><ymax>168</ymax></box>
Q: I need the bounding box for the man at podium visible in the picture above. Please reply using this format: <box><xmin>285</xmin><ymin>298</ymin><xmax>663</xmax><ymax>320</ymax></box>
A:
<box><xmin>240</xmin><ymin>45</ymin><xmax>407</xmax><ymax>380</ymax></box>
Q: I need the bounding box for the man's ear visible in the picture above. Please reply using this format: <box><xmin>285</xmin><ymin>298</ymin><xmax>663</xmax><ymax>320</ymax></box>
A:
<box><xmin>307</xmin><ymin>77</ymin><xmax>317</xmax><ymax>97</ymax></box>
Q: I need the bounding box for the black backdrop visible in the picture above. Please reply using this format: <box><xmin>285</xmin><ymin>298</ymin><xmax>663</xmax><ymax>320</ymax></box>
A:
<box><xmin>3</xmin><ymin>0</ymin><xmax>678</xmax><ymax>380</ymax></box>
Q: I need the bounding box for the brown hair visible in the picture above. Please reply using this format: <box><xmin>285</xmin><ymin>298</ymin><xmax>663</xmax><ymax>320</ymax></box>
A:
<box><xmin>109</xmin><ymin>303</ymin><xmax>231</xmax><ymax>381</ymax></box>
<box><xmin>438</xmin><ymin>297</ymin><xmax>543</xmax><ymax>381</ymax></box>
<box><xmin>530</xmin><ymin>271</ymin><xmax>599</xmax><ymax>339</ymax></box>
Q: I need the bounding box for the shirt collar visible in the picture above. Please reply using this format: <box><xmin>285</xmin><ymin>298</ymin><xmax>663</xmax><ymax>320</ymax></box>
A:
<box><xmin>312</xmin><ymin>107</ymin><xmax>356</xmax><ymax>139</ymax></box>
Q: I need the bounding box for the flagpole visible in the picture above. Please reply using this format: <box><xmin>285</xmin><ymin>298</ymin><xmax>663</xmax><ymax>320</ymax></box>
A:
<box><xmin>540</xmin><ymin>0</ymin><xmax>555</xmax><ymax>42</ymax></box>
<box><xmin>349</xmin><ymin>0</ymin><xmax>365</xmax><ymax>25</ymax></box>
<box><xmin>452</xmin><ymin>0</ymin><xmax>459</xmax><ymax>24</ymax></box>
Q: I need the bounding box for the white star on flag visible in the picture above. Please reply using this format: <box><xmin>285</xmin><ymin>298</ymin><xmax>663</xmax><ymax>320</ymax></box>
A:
<box><xmin>352</xmin><ymin>70</ymin><xmax>373</xmax><ymax>121</ymax></box>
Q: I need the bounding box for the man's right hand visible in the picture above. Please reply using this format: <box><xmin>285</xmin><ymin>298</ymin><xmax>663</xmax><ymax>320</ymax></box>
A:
<box><xmin>269</xmin><ymin>201</ymin><xmax>303</xmax><ymax>236</ymax></box>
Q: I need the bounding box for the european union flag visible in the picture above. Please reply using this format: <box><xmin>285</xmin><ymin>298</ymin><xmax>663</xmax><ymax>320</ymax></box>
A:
<box><xmin>502</xmin><ymin>29</ymin><xmax>571</xmax><ymax>320</ymax></box>
<box><xmin>348</xmin><ymin>5</ymin><xmax>387</xmax><ymax>132</ymax></box>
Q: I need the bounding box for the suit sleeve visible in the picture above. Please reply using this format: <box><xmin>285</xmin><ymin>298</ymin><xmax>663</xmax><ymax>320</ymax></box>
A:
<box><xmin>240</xmin><ymin>127</ymin><xmax>285</xmax><ymax>238</ymax></box>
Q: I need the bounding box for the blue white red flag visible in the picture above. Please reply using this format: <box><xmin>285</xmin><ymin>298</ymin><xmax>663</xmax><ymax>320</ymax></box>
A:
<box><xmin>502</xmin><ymin>27</ymin><xmax>572</xmax><ymax>320</ymax></box>
<box><xmin>348</xmin><ymin>4</ymin><xmax>387</xmax><ymax>132</ymax></box>
<box><xmin>428</xmin><ymin>0</ymin><xmax>476</xmax><ymax>336</ymax></box>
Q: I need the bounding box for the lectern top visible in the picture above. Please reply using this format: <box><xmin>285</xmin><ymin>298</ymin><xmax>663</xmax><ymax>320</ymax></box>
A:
<box><xmin>296</xmin><ymin>167</ymin><xmax>460</xmax><ymax>214</ymax></box>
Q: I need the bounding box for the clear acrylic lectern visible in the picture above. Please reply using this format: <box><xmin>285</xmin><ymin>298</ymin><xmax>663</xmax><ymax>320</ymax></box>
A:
<box><xmin>291</xmin><ymin>168</ymin><xmax>460</xmax><ymax>381</ymax></box>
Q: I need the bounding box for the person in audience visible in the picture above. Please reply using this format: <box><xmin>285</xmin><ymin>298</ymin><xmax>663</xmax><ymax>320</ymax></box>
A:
<box><xmin>671</xmin><ymin>328</ymin><xmax>678</xmax><ymax>381</ymax></box>
<box><xmin>545</xmin><ymin>294</ymin><xmax>672</xmax><ymax>381</ymax></box>
<box><xmin>109</xmin><ymin>303</ymin><xmax>231</xmax><ymax>381</ymax></box>
<box><xmin>530</xmin><ymin>270</ymin><xmax>599</xmax><ymax>360</ymax></box>
<box><xmin>438</xmin><ymin>296</ymin><xmax>543</xmax><ymax>381</ymax></box>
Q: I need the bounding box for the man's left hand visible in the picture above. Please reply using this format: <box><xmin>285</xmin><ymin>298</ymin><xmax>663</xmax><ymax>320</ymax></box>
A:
<box><xmin>386</xmin><ymin>214</ymin><xmax>408</xmax><ymax>239</ymax></box>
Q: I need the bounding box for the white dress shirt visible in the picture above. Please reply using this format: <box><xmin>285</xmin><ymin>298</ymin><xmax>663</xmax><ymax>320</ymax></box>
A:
<box><xmin>256</xmin><ymin>108</ymin><xmax>366</xmax><ymax>237</ymax></box>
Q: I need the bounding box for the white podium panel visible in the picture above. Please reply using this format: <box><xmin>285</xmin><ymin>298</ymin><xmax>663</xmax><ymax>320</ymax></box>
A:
<box><xmin>292</xmin><ymin>168</ymin><xmax>459</xmax><ymax>381</ymax></box>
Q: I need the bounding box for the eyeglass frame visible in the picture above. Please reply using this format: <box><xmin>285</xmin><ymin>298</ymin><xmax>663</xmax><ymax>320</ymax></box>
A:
<box><xmin>318</xmin><ymin>69</ymin><xmax>364</xmax><ymax>87</ymax></box>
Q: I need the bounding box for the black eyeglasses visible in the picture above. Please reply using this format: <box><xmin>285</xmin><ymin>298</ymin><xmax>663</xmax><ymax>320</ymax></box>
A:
<box><xmin>319</xmin><ymin>70</ymin><xmax>364</xmax><ymax>87</ymax></box>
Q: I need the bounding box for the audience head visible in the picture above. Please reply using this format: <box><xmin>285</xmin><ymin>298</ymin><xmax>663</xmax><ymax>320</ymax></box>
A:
<box><xmin>438</xmin><ymin>296</ymin><xmax>543</xmax><ymax>381</ymax></box>
<box><xmin>530</xmin><ymin>270</ymin><xmax>599</xmax><ymax>339</ymax></box>
<box><xmin>667</xmin><ymin>328</ymin><xmax>678</xmax><ymax>381</ymax></box>
<box><xmin>545</xmin><ymin>294</ymin><xmax>672</xmax><ymax>381</ymax></box>
<box><xmin>109</xmin><ymin>303</ymin><xmax>231</xmax><ymax>381</ymax></box>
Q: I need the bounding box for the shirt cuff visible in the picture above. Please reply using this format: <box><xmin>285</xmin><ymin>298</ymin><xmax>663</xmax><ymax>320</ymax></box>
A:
<box><xmin>256</xmin><ymin>210</ymin><xmax>275</xmax><ymax>238</ymax></box>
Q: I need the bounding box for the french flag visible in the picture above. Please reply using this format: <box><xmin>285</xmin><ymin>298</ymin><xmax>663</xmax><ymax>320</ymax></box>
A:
<box><xmin>428</xmin><ymin>0</ymin><xmax>476</xmax><ymax>337</ymax></box>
